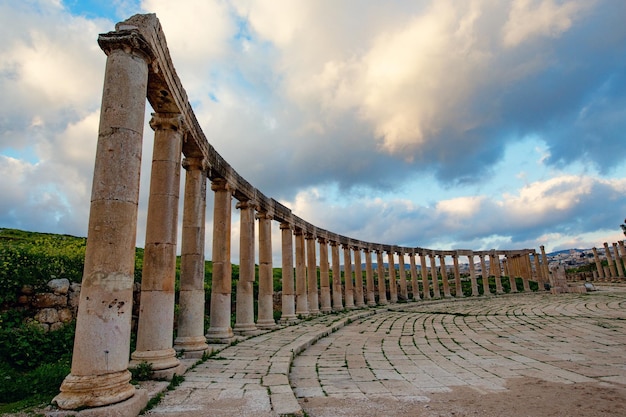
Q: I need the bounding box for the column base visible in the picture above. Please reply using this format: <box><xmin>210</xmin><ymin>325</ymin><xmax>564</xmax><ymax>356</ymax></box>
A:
<box><xmin>320</xmin><ymin>307</ymin><xmax>332</xmax><ymax>313</ymax></box>
<box><xmin>130</xmin><ymin>348</ymin><xmax>180</xmax><ymax>371</ymax></box>
<box><xmin>256</xmin><ymin>319</ymin><xmax>277</xmax><ymax>330</ymax></box>
<box><xmin>52</xmin><ymin>370</ymin><xmax>135</xmax><ymax>410</ymax></box>
<box><xmin>367</xmin><ymin>301</ymin><xmax>377</xmax><ymax>307</ymax></box>
<box><xmin>279</xmin><ymin>314</ymin><xmax>298</xmax><ymax>325</ymax></box>
<box><xmin>174</xmin><ymin>336</ymin><xmax>209</xmax><ymax>354</ymax></box>
<box><xmin>233</xmin><ymin>322</ymin><xmax>258</xmax><ymax>335</ymax></box>
<box><xmin>206</xmin><ymin>326</ymin><xmax>235</xmax><ymax>344</ymax></box>
<box><xmin>48</xmin><ymin>389</ymin><xmax>148</xmax><ymax>417</ymax></box>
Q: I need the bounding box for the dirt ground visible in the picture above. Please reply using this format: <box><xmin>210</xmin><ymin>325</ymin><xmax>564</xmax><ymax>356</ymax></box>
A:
<box><xmin>301</xmin><ymin>378</ymin><xmax>626</xmax><ymax>417</ymax></box>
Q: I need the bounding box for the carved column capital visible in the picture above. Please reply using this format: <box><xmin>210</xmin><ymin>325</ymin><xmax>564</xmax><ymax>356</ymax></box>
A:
<box><xmin>236</xmin><ymin>199</ymin><xmax>257</xmax><ymax>211</ymax></box>
<box><xmin>256</xmin><ymin>211</ymin><xmax>273</xmax><ymax>221</ymax></box>
<box><xmin>210</xmin><ymin>177</ymin><xmax>231</xmax><ymax>193</ymax></box>
<box><xmin>150</xmin><ymin>113</ymin><xmax>184</xmax><ymax>132</ymax></box>
<box><xmin>182</xmin><ymin>157</ymin><xmax>207</xmax><ymax>172</ymax></box>
<box><xmin>98</xmin><ymin>30</ymin><xmax>156</xmax><ymax>63</ymax></box>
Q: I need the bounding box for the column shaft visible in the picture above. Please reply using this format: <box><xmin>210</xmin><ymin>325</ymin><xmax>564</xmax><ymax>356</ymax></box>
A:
<box><xmin>592</xmin><ymin>247</ymin><xmax>605</xmax><ymax>280</ymax></box>
<box><xmin>613</xmin><ymin>243</ymin><xmax>624</xmax><ymax>277</ymax></box>
<box><xmin>453</xmin><ymin>254</ymin><xmax>463</xmax><ymax>297</ymax></box>
<box><xmin>257</xmin><ymin>212</ymin><xmax>276</xmax><ymax>328</ymax></box>
<box><xmin>306</xmin><ymin>234</ymin><xmax>320</xmax><ymax>314</ymax></box>
<box><xmin>206</xmin><ymin>179</ymin><xmax>234</xmax><ymax>342</ymax></box>
<box><xmin>377</xmin><ymin>250</ymin><xmax>388</xmax><ymax>304</ymax></box>
<box><xmin>420</xmin><ymin>253</ymin><xmax>431</xmax><ymax>299</ymax></box>
<box><xmin>468</xmin><ymin>254</ymin><xmax>479</xmax><ymax>297</ymax></box>
<box><xmin>398</xmin><ymin>252</ymin><xmax>408</xmax><ymax>300</ymax></box>
<box><xmin>409</xmin><ymin>253</ymin><xmax>421</xmax><ymax>300</ymax></box>
<box><xmin>295</xmin><ymin>229</ymin><xmax>309</xmax><ymax>316</ymax></box>
<box><xmin>54</xmin><ymin>33</ymin><xmax>152</xmax><ymax>409</ymax></box>
<box><xmin>319</xmin><ymin>238</ymin><xmax>332</xmax><ymax>312</ymax></box>
<box><xmin>354</xmin><ymin>248</ymin><xmax>365</xmax><ymax>306</ymax></box>
<box><xmin>331</xmin><ymin>242</ymin><xmax>344</xmax><ymax>310</ymax></box>
<box><xmin>604</xmin><ymin>242</ymin><xmax>617</xmax><ymax>278</ymax></box>
<box><xmin>493</xmin><ymin>253</ymin><xmax>504</xmax><ymax>294</ymax></box>
<box><xmin>508</xmin><ymin>256</ymin><xmax>518</xmax><ymax>293</ymax></box>
<box><xmin>280</xmin><ymin>223</ymin><xmax>297</xmax><ymax>323</ymax></box>
<box><xmin>479</xmin><ymin>254</ymin><xmax>490</xmax><ymax>295</ymax></box>
<box><xmin>430</xmin><ymin>254</ymin><xmax>441</xmax><ymax>298</ymax></box>
<box><xmin>233</xmin><ymin>200</ymin><xmax>257</xmax><ymax>334</ymax></box>
<box><xmin>344</xmin><ymin>246</ymin><xmax>355</xmax><ymax>308</ymax></box>
<box><xmin>440</xmin><ymin>254</ymin><xmax>451</xmax><ymax>297</ymax></box>
<box><xmin>365</xmin><ymin>249</ymin><xmax>377</xmax><ymax>306</ymax></box>
<box><xmin>175</xmin><ymin>158</ymin><xmax>209</xmax><ymax>354</ymax></box>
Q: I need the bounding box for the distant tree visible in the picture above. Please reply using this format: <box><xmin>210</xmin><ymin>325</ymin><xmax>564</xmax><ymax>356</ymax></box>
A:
<box><xmin>621</xmin><ymin>218</ymin><xmax>626</xmax><ymax>237</ymax></box>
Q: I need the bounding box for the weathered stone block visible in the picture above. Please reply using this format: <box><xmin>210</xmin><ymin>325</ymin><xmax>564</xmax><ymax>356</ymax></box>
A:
<box><xmin>36</xmin><ymin>308</ymin><xmax>59</xmax><ymax>324</ymax></box>
<box><xmin>58</xmin><ymin>308</ymin><xmax>74</xmax><ymax>323</ymax></box>
<box><xmin>50</xmin><ymin>322</ymin><xmax>65</xmax><ymax>331</ymax></box>
<box><xmin>49</xmin><ymin>278</ymin><xmax>71</xmax><ymax>295</ymax></box>
<box><xmin>69</xmin><ymin>291</ymin><xmax>80</xmax><ymax>309</ymax></box>
<box><xmin>33</xmin><ymin>293</ymin><xmax>68</xmax><ymax>308</ymax></box>
<box><xmin>70</xmin><ymin>283</ymin><xmax>82</xmax><ymax>293</ymax></box>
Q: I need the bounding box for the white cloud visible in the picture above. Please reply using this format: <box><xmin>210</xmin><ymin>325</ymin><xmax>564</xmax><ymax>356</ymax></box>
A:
<box><xmin>502</xmin><ymin>0</ymin><xmax>592</xmax><ymax>47</ymax></box>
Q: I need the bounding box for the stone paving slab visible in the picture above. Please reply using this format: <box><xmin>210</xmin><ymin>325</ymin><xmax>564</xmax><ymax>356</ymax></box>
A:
<box><xmin>290</xmin><ymin>287</ymin><xmax>626</xmax><ymax>415</ymax></box>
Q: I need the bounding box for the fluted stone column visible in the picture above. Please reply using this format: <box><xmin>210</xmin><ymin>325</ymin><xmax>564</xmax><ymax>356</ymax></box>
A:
<box><xmin>175</xmin><ymin>157</ymin><xmax>209</xmax><ymax>355</ymax></box>
<box><xmin>420</xmin><ymin>253</ymin><xmax>431</xmax><ymax>299</ymax></box>
<box><xmin>319</xmin><ymin>238</ymin><xmax>332</xmax><ymax>312</ymax></box>
<box><xmin>365</xmin><ymin>248</ymin><xmax>377</xmax><ymax>306</ymax></box>
<box><xmin>398</xmin><ymin>251</ymin><xmax>408</xmax><ymax>300</ymax></box>
<box><xmin>344</xmin><ymin>245</ymin><xmax>355</xmax><ymax>308</ymax></box>
<box><xmin>409</xmin><ymin>253</ymin><xmax>421</xmax><ymax>300</ymax></box>
<box><xmin>604</xmin><ymin>242</ymin><xmax>617</xmax><ymax>279</ymax></box>
<box><xmin>376</xmin><ymin>249</ymin><xmax>388</xmax><ymax>305</ymax></box>
<box><xmin>452</xmin><ymin>253</ymin><xmax>463</xmax><ymax>297</ymax></box>
<box><xmin>479</xmin><ymin>254</ymin><xmax>490</xmax><ymax>296</ymax></box>
<box><xmin>306</xmin><ymin>233</ymin><xmax>320</xmax><ymax>314</ymax></box>
<box><xmin>388</xmin><ymin>251</ymin><xmax>398</xmax><ymax>302</ymax></box>
<box><xmin>430</xmin><ymin>253</ymin><xmax>441</xmax><ymax>298</ymax></box>
<box><xmin>257</xmin><ymin>212</ymin><xmax>276</xmax><ymax>329</ymax></box>
<box><xmin>233</xmin><ymin>199</ymin><xmax>257</xmax><ymax>335</ymax></box>
<box><xmin>131</xmin><ymin>113</ymin><xmax>183</xmax><ymax>376</ymax></box>
<box><xmin>468</xmin><ymin>253</ymin><xmax>479</xmax><ymax>297</ymax></box>
<box><xmin>492</xmin><ymin>252</ymin><xmax>503</xmax><ymax>294</ymax></box>
<box><xmin>295</xmin><ymin>229</ymin><xmax>309</xmax><ymax>316</ymax></box>
<box><xmin>592</xmin><ymin>247</ymin><xmax>605</xmax><ymax>280</ymax></box>
<box><xmin>613</xmin><ymin>243</ymin><xmax>624</xmax><ymax>277</ymax></box>
<box><xmin>54</xmin><ymin>31</ymin><xmax>152</xmax><ymax>409</ymax></box>
<box><xmin>206</xmin><ymin>178</ymin><xmax>235</xmax><ymax>343</ymax></box>
<box><xmin>331</xmin><ymin>241</ymin><xmax>344</xmax><ymax>310</ymax></box>
<box><xmin>440</xmin><ymin>254</ymin><xmax>451</xmax><ymax>298</ymax></box>
<box><xmin>280</xmin><ymin>223</ymin><xmax>297</xmax><ymax>323</ymax></box>
<box><xmin>508</xmin><ymin>256</ymin><xmax>518</xmax><ymax>293</ymax></box>
<box><xmin>354</xmin><ymin>247</ymin><xmax>365</xmax><ymax>307</ymax></box>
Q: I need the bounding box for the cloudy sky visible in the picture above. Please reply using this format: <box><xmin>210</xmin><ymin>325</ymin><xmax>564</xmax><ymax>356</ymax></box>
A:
<box><xmin>1</xmin><ymin>0</ymin><xmax>625</xmax><ymax>262</ymax></box>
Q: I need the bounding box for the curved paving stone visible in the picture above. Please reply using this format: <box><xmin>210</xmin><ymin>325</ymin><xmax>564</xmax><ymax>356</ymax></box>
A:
<box><xmin>290</xmin><ymin>289</ymin><xmax>626</xmax><ymax>414</ymax></box>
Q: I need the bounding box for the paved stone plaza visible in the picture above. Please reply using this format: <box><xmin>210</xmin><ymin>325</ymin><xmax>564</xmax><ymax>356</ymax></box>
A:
<box><xmin>143</xmin><ymin>287</ymin><xmax>626</xmax><ymax>417</ymax></box>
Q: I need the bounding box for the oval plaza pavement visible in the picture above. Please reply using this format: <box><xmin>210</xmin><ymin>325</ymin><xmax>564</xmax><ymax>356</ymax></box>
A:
<box><xmin>145</xmin><ymin>288</ymin><xmax>626</xmax><ymax>416</ymax></box>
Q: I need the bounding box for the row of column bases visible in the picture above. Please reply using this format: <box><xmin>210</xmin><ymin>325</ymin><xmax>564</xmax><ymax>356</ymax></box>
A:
<box><xmin>53</xmin><ymin>35</ymin><xmax>548</xmax><ymax>411</ymax></box>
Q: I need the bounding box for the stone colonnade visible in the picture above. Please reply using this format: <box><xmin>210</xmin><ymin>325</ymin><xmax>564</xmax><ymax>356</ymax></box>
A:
<box><xmin>53</xmin><ymin>15</ymin><xmax>553</xmax><ymax>411</ymax></box>
<box><xmin>590</xmin><ymin>242</ymin><xmax>626</xmax><ymax>281</ymax></box>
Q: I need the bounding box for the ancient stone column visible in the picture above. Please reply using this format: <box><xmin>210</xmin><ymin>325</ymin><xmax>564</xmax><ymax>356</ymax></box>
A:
<box><xmin>468</xmin><ymin>253</ymin><xmax>479</xmax><ymax>297</ymax></box>
<box><xmin>257</xmin><ymin>212</ymin><xmax>276</xmax><ymax>329</ymax></box>
<box><xmin>306</xmin><ymin>233</ymin><xmax>320</xmax><ymax>314</ymax></box>
<box><xmin>409</xmin><ymin>253</ymin><xmax>421</xmax><ymax>300</ymax></box>
<box><xmin>452</xmin><ymin>253</ymin><xmax>463</xmax><ymax>297</ymax></box>
<box><xmin>420</xmin><ymin>253</ymin><xmax>431</xmax><ymax>299</ymax></box>
<box><xmin>592</xmin><ymin>247</ymin><xmax>604</xmax><ymax>280</ymax></box>
<box><xmin>233</xmin><ymin>199</ymin><xmax>257</xmax><ymax>335</ymax></box>
<box><xmin>330</xmin><ymin>241</ymin><xmax>344</xmax><ymax>310</ymax></box>
<box><xmin>319</xmin><ymin>237</ymin><xmax>332</xmax><ymax>312</ymax></box>
<box><xmin>130</xmin><ymin>113</ymin><xmax>183</xmax><ymax>376</ymax></box>
<box><xmin>206</xmin><ymin>178</ymin><xmax>235</xmax><ymax>343</ymax></box>
<box><xmin>604</xmin><ymin>242</ymin><xmax>617</xmax><ymax>279</ymax></box>
<box><xmin>54</xmin><ymin>30</ymin><xmax>153</xmax><ymax>410</ymax></box>
<box><xmin>343</xmin><ymin>245</ymin><xmax>355</xmax><ymax>308</ymax></box>
<box><xmin>490</xmin><ymin>252</ymin><xmax>502</xmax><ymax>294</ymax></box>
<box><xmin>280</xmin><ymin>222</ymin><xmax>297</xmax><ymax>323</ymax></box>
<box><xmin>430</xmin><ymin>253</ymin><xmax>441</xmax><ymax>298</ymax></box>
<box><xmin>354</xmin><ymin>247</ymin><xmax>365</xmax><ymax>307</ymax></box>
<box><xmin>522</xmin><ymin>253</ymin><xmax>532</xmax><ymax>291</ymax></box>
<box><xmin>532</xmin><ymin>251</ymin><xmax>543</xmax><ymax>289</ymax></box>
<box><xmin>540</xmin><ymin>245</ymin><xmax>550</xmax><ymax>284</ymax></box>
<box><xmin>295</xmin><ymin>229</ymin><xmax>309</xmax><ymax>316</ymax></box>
<box><xmin>618</xmin><ymin>241</ymin><xmax>626</xmax><ymax>267</ymax></box>
<box><xmin>479</xmin><ymin>254</ymin><xmax>490</xmax><ymax>296</ymax></box>
<box><xmin>388</xmin><ymin>250</ymin><xmax>398</xmax><ymax>302</ymax></box>
<box><xmin>613</xmin><ymin>243</ymin><xmax>624</xmax><ymax>278</ymax></box>
<box><xmin>398</xmin><ymin>251</ymin><xmax>408</xmax><ymax>300</ymax></box>
<box><xmin>507</xmin><ymin>256</ymin><xmax>518</xmax><ymax>293</ymax></box>
<box><xmin>376</xmin><ymin>249</ymin><xmax>388</xmax><ymax>304</ymax></box>
<box><xmin>365</xmin><ymin>248</ymin><xmax>377</xmax><ymax>306</ymax></box>
<box><xmin>174</xmin><ymin>157</ymin><xmax>209</xmax><ymax>355</ymax></box>
<box><xmin>440</xmin><ymin>254</ymin><xmax>451</xmax><ymax>298</ymax></box>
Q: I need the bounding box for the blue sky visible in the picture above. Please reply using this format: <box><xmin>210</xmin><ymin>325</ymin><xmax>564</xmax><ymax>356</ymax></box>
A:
<box><xmin>1</xmin><ymin>0</ymin><xmax>625</xmax><ymax>261</ymax></box>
